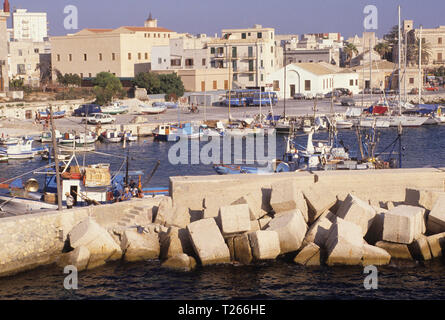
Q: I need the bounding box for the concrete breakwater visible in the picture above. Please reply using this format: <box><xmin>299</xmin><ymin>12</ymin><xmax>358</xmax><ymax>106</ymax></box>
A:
<box><xmin>1</xmin><ymin>168</ymin><xmax>445</xmax><ymax>277</ymax></box>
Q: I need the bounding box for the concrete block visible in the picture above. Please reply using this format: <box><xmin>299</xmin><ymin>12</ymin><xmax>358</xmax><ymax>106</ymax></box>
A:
<box><xmin>68</xmin><ymin>217</ymin><xmax>122</xmax><ymax>263</ymax></box>
<box><xmin>231</xmin><ymin>193</ymin><xmax>267</xmax><ymax>220</ymax></box>
<box><xmin>303</xmin><ymin>211</ymin><xmax>337</xmax><ymax>248</ymax></box>
<box><xmin>269</xmin><ymin>181</ymin><xmax>308</xmax><ymax>222</ymax></box>
<box><xmin>382</xmin><ymin>205</ymin><xmax>426</xmax><ymax>244</ymax></box>
<box><xmin>56</xmin><ymin>246</ymin><xmax>90</xmax><ymax>272</ymax></box>
<box><xmin>250</xmin><ymin>219</ymin><xmax>261</xmax><ymax>232</ymax></box>
<box><xmin>364</xmin><ymin>211</ymin><xmax>385</xmax><ymax>245</ymax></box>
<box><xmin>248</xmin><ymin>230</ymin><xmax>281</xmax><ymax>260</ymax></box>
<box><xmin>405</xmin><ymin>188</ymin><xmax>445</xmax><ymax>211</ymax></box>
<box><xmin>258</xmin><ymin>214</ymin><xmax>273</xmax><ymax>230</ymax></box>
<box><xmin>121</xmin><ymin>229</ymin><xmax>160</xmax><ymax>262</ymax></box>
<box><xmin>154</xmin><ymin>197</ymin><xmax>173</xmax><ymax>225</ymax></box>
<box><xmin>325</xmin><ymin>218</ymin><xmax>365</xmax><ymax>266</ymax></box>
<box><xmin>408</xmin><ymin>235</ymin><xmax>432</xmax><ymax>261</ymax></box>
<box><xmin>187</xmin><ymin>218</ymin><xmax>231</xmax><ymax>265</ymax></box>
<box><xmin>233</xmin><ymin>234</ymin><xmax>253</xmax><ymax>264</ymax></box>
<box><xmin>161</xmin><ymin>254</ymin><xmax>196</xmax><ymax>272</ymax></box>
<box><xmin>361</xmin><ymin>244</ymin><xmax>391</xmax><ymax>266</ymax></box>
<box><xmin>293</xmin><ymin>243</ymin><xmax>321</xmax><ymax>266</ymax></box>
<box><xmin>159</xmin><ymin>227</ymin><xmax>194</xmax><ymax>260</ymax></box>
<box><xmin>225</xmin><ymin>236</ymin><xmax>235</xmax><ymax>261</ymax></box>
<box><xmin>426</xmin><ymin>232</ymin><xmax>445</xmax><ymax>258</ymax></box>
<box><xmin>427</xmin><ymin>196</ymin><xmax>445</xmax><ymax>234</ymax></box>
<box><xmin>219</xmin><ymin>204</ymin><xmax>251</xmax><ymax>235</ymax></box>
<box><xmin>336</xmin><ymin>194</ymin><xmax>377</xmax><ymax>237</ymax></box>
<box><xmin>203</xmin><ymin>195</ymin><xmax>234</xmax><ymax>219</ymax></box>
<box><xmin>266</xmin><ymin>210</ymin><xmax>307</xmax><ymax>254</ymax></box>
<box><xmin>375</xmin><ymin>241</ymin><xmax>413</xmax><ymax>260</ymax></box>
<box><xmin>303</xmin><ymin>183</ymin><xmax>337</xmax><ymax>224</ymax></box>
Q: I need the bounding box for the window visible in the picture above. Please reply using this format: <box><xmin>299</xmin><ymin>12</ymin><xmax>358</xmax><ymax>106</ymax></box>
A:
<box><xmin>248</xmin><ymin>46</ymin><xmax>253</xmax><ymax>57</ymax></box>
<box><xmin>271</xmin><ymin>46</ymin><xmax>273</xmax><ymax>53</ymax></box>
<box><xmin>271</xmin><ymin>60</ymin><xmax>273</xmax><ymax>67</ymax></box>
<box><xmin>89</xmin><ymin>73</ymin><xmax>92</xmax><ymax>78</ymax></box>
<box><xmin>138</xmin><ymin>53</ymin><xmax>142</xmax><ymax>60</ymax></box>
<box><xmin>232</xmin><ymin>60</ymin><xmax>237</xmax><ymax>71</ymax></box>
<box><xmin>409</xmin><ymin>78</ymin><xmax>414</xmax><ymax>84</ymax></box>
<box><xmin>350</xmin><ymin>79</ymin><xmax>354</xmax><ymax>86</ymax></box>
<box><xmin>242</xmin><ymin>33</ymin><xmax>246</xmax><ymax>39</ymax></box>
<box><xmin>355</xmin><ymin>79</ymin><xmax>358</xmax><ymax>86</ymax></box>
<box><xmin>224</xmin><ymin>80</ymin><xmax>229</xmax><ymax>90</ymax></box>
<box><xmin>69</xmin><ymin>54</ymin><xmax>72</xmax><ymax>62</ymax></box>
<box><xmin>201</xmin><ymin>81</ymin><xmax>205</xmax><ymax>91</ymax></box>
<box><xmin>273</xmin><ymin>80</ymin><xmax>280</xmax><ymax>91</ymax></box>
<box><xmin>128</xmin><ymin>53</ymin><xmax>132</xmax><ymax>60</ymax></box>
<box><xmin>145</xmin><ymin>53</ymin><xmax>148</xmax><ymax>60</ymax></box>
<box><xmin>112</xmin><ymin>53</ymin><xmax>116</xmax><ymax>61</ymax></box>
<box><xmin>257</xmin><ymin>32</ymin><xmax>262</xmax><ymax>39</ymax></box>
<box><xmin>261</xmin><ymin>74</ymin><xmax>263</xmax><ymax>81</ymax></box>
<box><xmin>80</xmin><ymin>73</ymin><xmax>83</xmax><ymax>78</ymax></box>
<box><xmin>233</xmin><ymin>74</ymin><xmax>238</xmax><ymax>81</ymax></box>
<box><xmin>147</xmin><ymin>33</ymin><xmax>150</xmax><ymax>38</ymax></box>
<box><xmin>271</xmin><ymin>32</ymin><xmax>273</xmax><ymax>39</ymax></box>
<box><xmin>202</xmin><ymin>58</ymin><xmax>206</xmax><ymax>66</ymax></box>
<box><xmin>171</xmin><ymin>59</ymin><xmax>181</xmax><ymax>66</ymax></box>
<box><xmin>154</xmin><ymin>34</ymin><xmax>156</xmax><ymax>38</ymax></box>
<box><xmin>210</xmin><ymin>47</ymin><xmax>215</xmax><ymax>54</ymax></box>
<box><xmin>17</xmin><ymin>64</ymin><xmax>25</xmax><ymax>75</ymax></box>
<box><xmin>439</xmin><ymin>38</ymin><xmax>442</xmax><ymax>45</ymax></box>
<box><xmin>249</xmin><ymin>74</ymin><xmax>254</xmax><ymax>82</ymax></box>
<box><xmin>84</xmin><ymin>54</ymin><xmax>87</xmax><ymax>61</ymax></box>
<box><xmin>34</xmin><ymin>48</ymin><xmax>39</xmax><ymax>54</ymax></box>
<box><xmin>158</xmin><ymin>58</ymin><xmax>162</xmax><ymax>64</ymax></box>
<box><xmin>99</xmin><ymin>53</ymin><xmax>102</xmax><ymax>61</ymax></box>
<box><xmin>438</xmin><ymin>53</ymin><xmax>443</xmax><ymax>61</ymax></box>
<box><xmin>422</xmin><ymin>38</ymin><xmax>426</xmax><ymax>44</ymax></box>
<box><xmin>232</xmin><ymin>46</ymin><xmax>237</xmax><ymax>58</ymax></box>
<box><xmin>158</xmin><ymin>33</ymin><xmax>161</xmax><ymax>38</ymax></box>
<box><xmin>185</xmin><ymin>59</ymin><xmax>194</xmax><ymax>66</ymax></box>
<box><xmin>305</xmin><ymin>80</ymin><xmax>311</xmax><ymax>91</ymax></box>
<box><xmin>213</xmin><ymin>80</ymin><xmax>217</xmax><ymax>90</ymax></box>
<box><xmin>18</xmin><ymin>49</ymin><xmax>22</xmax><ymax>56</ymax></box>
<box><xmin>56</xmin><ymin>54</ymin><xmax>60</xmax><ymax>62</ymax></box>
<box><xmin>323</xmin><ymin>79</ymin><xmax>325</xmax><ymax>90</ymax></box>
<box><xmin>248</xmin><ymin>60</ymin><xmax>254</xmax><ymax>72</ymax></box>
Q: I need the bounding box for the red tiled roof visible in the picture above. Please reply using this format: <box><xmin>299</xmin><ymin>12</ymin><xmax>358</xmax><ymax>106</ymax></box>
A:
<box><xmin>123</xmin><ymin>26</ymin><xmax>174</xmax><ymax>33</ymax></box>
<box><xmin>86</xmin><ymin>28</ymin><xmax>113</xmax><ymax>33</ymax></box>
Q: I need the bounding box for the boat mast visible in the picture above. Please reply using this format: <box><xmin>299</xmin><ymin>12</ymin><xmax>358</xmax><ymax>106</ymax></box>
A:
<box><xmin>228</xmin><ymin>44</ymin><xmax>232</xmax><ymax>122</ymax></box>
<box><xmin>49</xmin><ymin>105</ymin><xmax>63</xmax><ymax>210</ymax></box>
<box><xmin>369</xmin><ymin>38</ymin><xmax>373</xmax><ymax>103</ymax></box>
<box><xmin>418</xmin><ymin>25</ymin><xmax>423</xmax><ymax>104</ymax></box>
<box><xmin>284</xmin><ymin>42</ymin><xmax>287</xmax><ymax>118</ymax></box>
<box><xmin>404</xmin><ymin>27</ymin><xmax>408</xmax><ymax>104</ymax></box>
<box><xmin>398</xmin><ymin>5</ymin><xmax>402</xmax><ymax>116</ymax></box>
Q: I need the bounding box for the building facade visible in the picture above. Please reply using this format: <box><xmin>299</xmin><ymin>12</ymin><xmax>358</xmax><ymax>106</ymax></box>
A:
<box><xmin>12</xmin><ymin>8</ymin><xmax>47</xmax><ymax>42</ymax></box>
<box><xmin>0</xmin><ymin>0</ymin><xmax>10</xmax><ymax>92</ymax></box>
<box><xmin>207</xmin><ymin>25</ymin><xmax>280</xmax><ymax>90</ymax></box>
<box><xmin>51</xmin><ymin>15</ymin><xmax>177</xmax><ymax>79</ymax></box>
<box><xmin>153</xmin><ymin>68</ymin><xmax>229</xmax><ymax>92</ymax></box>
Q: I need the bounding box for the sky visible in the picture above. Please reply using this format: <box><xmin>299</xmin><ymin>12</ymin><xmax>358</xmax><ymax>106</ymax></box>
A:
<box><xmin>6</xmin><ymin>0</ymin><xmax>445</xmax><ymax>39</ymax></box>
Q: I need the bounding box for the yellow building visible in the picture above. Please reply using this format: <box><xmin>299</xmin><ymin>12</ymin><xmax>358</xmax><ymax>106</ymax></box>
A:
<box><xmin>50</xmin><ymin>15</ymin><xmax>177</xmax><ymax>79</ymax></box>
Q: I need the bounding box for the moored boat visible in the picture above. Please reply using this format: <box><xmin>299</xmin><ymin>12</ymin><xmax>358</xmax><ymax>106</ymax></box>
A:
<box><xmin>139</xmin><ymin>103</ymin><xmax>167</xmax><ymax>115</ymax></box>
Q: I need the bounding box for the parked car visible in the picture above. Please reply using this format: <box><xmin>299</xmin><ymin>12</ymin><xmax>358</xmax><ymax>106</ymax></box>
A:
<box><xmin>372</xmin><ymin>88</ymin><xmax>384</xmax><ymax>94</ymax></box>
<box><xmin>306</xmin><ymin>93</ymin><xmax>314</xmax><ymax>100</ymax></box>
<box><xmin>315</xmin><ymin>93</ymin><xmax>325</xmax><ymax>99</ymax></box>
<box><xmin>73</xmin><ymin>104</ymin><xmax>102</xmax><ymax>117</ymax></box>
<box><xmin>425</xmin><ymin>86</ymin><xmax>439</xmax><ymax>92</ymax></box>
<box><xmin>341</xmin><ymin>98</ymin><xmax>356</xmax><ymax>106</ymax></box>
<box><xmin>336</xmin><ymin>88</ymin><xmax>352</xmax><ymax>96</ymax></box>
<box><xmin>293</xmin><ymin>93</ymin><xmax>306</xmax><ymax>100</ymax></box>
<box><xmin>84</xmin><ymin>113</ymin><xmax>116</xmax><ymax>125</ymax></box>
<box><xmin>325</xmin><ymin>91</ymin><xmax>340</xmax><ymax>99</ymax></box>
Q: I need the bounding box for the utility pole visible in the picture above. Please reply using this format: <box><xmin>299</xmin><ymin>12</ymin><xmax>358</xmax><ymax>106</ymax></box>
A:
<box><xmin>49</xmin><ymin>105</ymin><xmax>63</xmax><ymax>210</ymax></box>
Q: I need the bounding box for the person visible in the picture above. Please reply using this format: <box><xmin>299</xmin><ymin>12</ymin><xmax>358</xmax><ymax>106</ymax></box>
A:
<box><xmin>129</xmin><ymin>179</ymin><xmax>136</xmax><ymax>189</ymax></box>
<box><xmin>120</xmin><ymin>187</ymin><xmax>132</xmax><ymax>201</ymax></box>
<box><xmin>66</xmin><ymin>192</ymin><xmax>74</xmax><ymax>209</ymax></box>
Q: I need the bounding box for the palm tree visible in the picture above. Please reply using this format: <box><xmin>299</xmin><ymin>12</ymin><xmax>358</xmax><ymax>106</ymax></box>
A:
<box><xmin>407</xmin><ymin>37</ymin><xmax>432</xmax><ymax>66</ymax></box>
<box><xmin>374</xmin><ymin>42</ymin><xmax>391</xmax><ymax>60</ymax></box>
<box><xmin>343</xmin><ymin>43</ymin><xmax>359</xmax><ymax>66</ymax></box>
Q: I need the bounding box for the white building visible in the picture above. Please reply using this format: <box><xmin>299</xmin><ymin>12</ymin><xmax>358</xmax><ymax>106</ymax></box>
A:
<box><xmin>266</xmin><ymin>62</ymin><xmax>359</xmax><ymax>99</ymax></box>
<box><xmin>12</xmin><ymin>8</ymin><xmax>47</xmax><ymax>42</ymax></box>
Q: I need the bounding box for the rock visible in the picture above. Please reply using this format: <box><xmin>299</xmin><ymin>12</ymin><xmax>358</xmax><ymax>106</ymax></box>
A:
<box><xmin>68</xmin><ymin>217</ymin><xmax>122</xmax><ymax>263</ymax></box>
<box><xmin>269</xmin><ymin>181</ymin><xmax>308</xmax><ymax>222</ymax></box>
<box><xmin>375</xmin><ymin>241</ymin><xmax>413</xmax><ymax>260</ymax></box>
<box><xmin>258</xmin><ymin>214</ymin><xmax>273</xmax><ymax>230</ymax></box>
<box><xmin>426</xmin><ymin>232</ymin><xmax>445</xmax><ymax>258</ymax></box>
<box><xmin>405</xmin><ymin>188</ymin><xmax>445</xmax><ymax>211</ymax></box>
<box><xmin>303</xmin><ymin>184</ymin><xmax>337</xmax><ymax>224</ymax></box>
<box><xmin>219</xmin><ymin>204</ymin><xmax>251</xmax><ymax>235</ymax></box>
<box><xmin>248</xmin><ymin>230</ymin><xmax>281</xmax><ymax>260</ymax></box>
<box><xmin>231</xmin><ymin>193</ymin><xmax>266</xmax><ymax>220</ymax></box>
<box><xmin>56</xmin><ymin>246</ymin><xmax>90</xmax><ymax>272</ymax></box>
<box><xmin>159</xmin><ymin>227</ymin><xmax>193</xmax><ymax>260</ymax></box>
<box><xmin>293</xmin><ymin>243</ymin><xmax>321</xmax><ymax>266</ymax></box>
<box><xmin>121</xmin><ymin>229</ymin><xmax>160</xmax><ymax>262</ymax></box>
<box><xmin>154</xmin><ymin>197</ymin><xmax>173</xmax><ymax>225</ymax></box>
<box><xmin>382</xmin><ymin>205</ymin><xmax>426</xmax><ymax>244</ymax></box>
<box><xmin>161</xmin><ymin>254</ymin><xmax>196</xmax><ymax>272</ymax></box>
<box><xmin>364</xmin><ymin>211</ymin><xmax>386</xmax><ymax>245</ymax></box>
<box><xmin>336</xmin><ymin>194</ymin><xmax>377</xmax><ymax>237</ymax></box>
<box><xmin>303</xmin><ymin>211</ymin><xmax>337</xmax><ymax>248</ymax></box>
<box><xmin>233</xmin><ymin>234</ymin><xmax>253</xmax><ymax>264</ymax></box>
<box><xmin>427</xmin><ymin>195</ymin><xmax>445</xmax><ymax>234</ymax></box>
<box><xmin>361</xmin><ymin>244</ymin><xmax>391</xmax><ymax>266</ymax></box>
<box><xmin>266</xmin><ymin>210</ymin><xmax>307</xmax><ymax>254</ymax></box>
<box><xmin>187</xmin><ymin>218</ymin><xmax>231</xmax><ymax>265</ymax></box>
<box><xmin>408</xmin><ymin>235</ymin><xmax>432</xmax><ymax>261</ymax></box>
<box><xmin>325</xmin><ymin>218</ymin><xmax>365</xmax><ymax>266</ymax></box>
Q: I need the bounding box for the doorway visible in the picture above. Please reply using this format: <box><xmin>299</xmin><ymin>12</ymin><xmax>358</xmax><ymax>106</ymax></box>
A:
<box><xmin>290</xmin><ymin>84</ymin><xmax>296</xmax><ymax>97</ymax></box>
<box><xmin>70</xmin><ymin>186</ymin><xmax>78</xmax><ymax>206</ymax></box>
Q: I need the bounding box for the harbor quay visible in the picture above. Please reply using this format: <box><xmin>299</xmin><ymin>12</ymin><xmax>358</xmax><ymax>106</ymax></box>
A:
<box><xmin>0</xmin><ymin>167</ymin><xmax>445</xmax><ymax>278</ymax></box>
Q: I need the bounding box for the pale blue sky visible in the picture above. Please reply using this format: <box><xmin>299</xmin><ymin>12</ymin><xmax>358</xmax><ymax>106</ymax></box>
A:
<box><xmin>6</xmin><ymin>0</ymin><xmax>445</xmax><ymax>38</ymax></box>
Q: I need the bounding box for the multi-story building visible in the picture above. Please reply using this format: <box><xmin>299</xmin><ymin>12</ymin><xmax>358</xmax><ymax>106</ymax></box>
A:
<box><xmin>0</xmin><ymin>0</ymin><xmax>10</xmax><ymax>92</ymax></box>
<box><xmin>51</xmin><ymin>14</ymin><xmax>177</xmax><ymax>79</ymax></box>
<box><xmin>410</xmin><ymin>22</ymin><xmax>445</xmax><ymax>67</ymax></box>
<box><xmin>12</xmin><ymin>8</ymin><xmax>48</xmax><ymax>42</ymax></box>
<box><xmin>207</xmin><ymin>24</ymin><xmax>280</xmax><ymax>89</ymax></box>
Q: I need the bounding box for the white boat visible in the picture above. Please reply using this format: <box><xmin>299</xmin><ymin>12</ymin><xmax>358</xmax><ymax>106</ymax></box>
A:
<box><xmin>0</xmin><ymin>136</ymin><xmax>21</xmax><ymax>146</ymax></box>
<box><xmin>102</xmin><ymin>102</ymin><xmax>129</xmax><ymax>115</ymax></box>
<box><xmin>387</xmin><ymin>115</ymin><xmax>427</xmax><ymax>127</ymax></box>
<box><xmin>38</xmin><ymin>130</ymin><xmax>62</xmax><ymax>143</ymax></box>
<box><xmin>120</xmin><ymin>130</ymin><xmax>138</xmax><ymax>142</ymax></box>
<box><xmin>335</xmin><ymin>119</ymin><xmax>354</xmax><ymax>129</ymax></box>
<box><xmin>60</xmin><ymin>132</ymin><xmax>97</xmax><ymax>145</ymax></box>
<box><xmin>359</xmin><ymin>117</ymin><xmax>390</xmax><ymax>128</ymax></box>
<box><xmin>0</xmin><ymin>139</ymin><xmax>35</xmax><ymax>159</ymax></box>
<box><xmin>139</xmin><ymin>103</ymin><xmax>167</xmax><ymax>115</ymax></box>
<box><xmin>101</xmin><ymin>129</ymin><xmax>122</xmax><ymax>143</ymax></box>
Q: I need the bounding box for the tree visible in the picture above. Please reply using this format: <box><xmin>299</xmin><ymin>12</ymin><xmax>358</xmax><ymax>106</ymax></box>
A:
<box><xmin>93</xmin><ymin>72</ymin><xmax>125</xmax><ymax>105</ymax></box>
<box><xmin>383</xmin><ymin>25</ymin><xmax>400</xmax><ymax>47</ymax></box>
<box><xmin>159</xmin><ymin>73</ymin><xmax>185</xmax><ymax>99</ymax></box>
<box><xmin>407</xmin><ymin>37</ymin><xmax>432</xmax><ymax>66</ymax></box>
<box><xmin>133</xmin><ymin>72</ymin><xmax>161</xmax><ymax>94</ymax></box>
<box><xmin>343</xmin><ymin>43</ymin><xmax>359</xmax><ymax>66</ymax></box>
<box><xmin>9</xmin><ymin>78</ymin><xmax>24</xmax><ymax>90</ymax></box>
<box><xmin>374</xmin><ymin>42</ymin><xmax>391</xmax><ymax>60</ymax></box>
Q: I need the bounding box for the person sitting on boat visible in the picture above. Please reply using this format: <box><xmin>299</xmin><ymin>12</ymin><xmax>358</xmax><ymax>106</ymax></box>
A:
<box><xmin>66</xmin><ymin>192</ymin><xmax>74</xmax><ymax>209</ymax></box>
<box><xmin>120</xmin><ymin>187</ymin><xmax>133</xmax><ymax>201</ymax></box>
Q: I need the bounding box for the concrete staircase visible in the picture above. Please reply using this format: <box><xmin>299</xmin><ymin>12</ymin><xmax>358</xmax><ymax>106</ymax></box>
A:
<box><xmin>116</xmin><ymin>204</ymin><xmax>154</xmax><ymax>228</ymax></box>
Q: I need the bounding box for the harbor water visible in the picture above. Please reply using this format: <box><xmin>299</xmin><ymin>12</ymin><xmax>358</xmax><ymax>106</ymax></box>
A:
<box><xmin>0</xmin><ymin>125</ymin><xmax>445</xmax><ymax>299</ymax></box>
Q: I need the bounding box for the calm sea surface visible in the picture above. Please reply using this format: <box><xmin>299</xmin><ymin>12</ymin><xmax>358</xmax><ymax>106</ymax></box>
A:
<box><xmin>0</xmin><ymin>125</ymin><xmax>444</xmax><ymax>299</ymax></box>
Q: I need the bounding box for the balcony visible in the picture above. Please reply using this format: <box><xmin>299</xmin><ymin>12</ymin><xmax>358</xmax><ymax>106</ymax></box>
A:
<box><xmin>433</xmin><ymin>60</ymin><xmax>445</xmax><ymax>65</ymax></box>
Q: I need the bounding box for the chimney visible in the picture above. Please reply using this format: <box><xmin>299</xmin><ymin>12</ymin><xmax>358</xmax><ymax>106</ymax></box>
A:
<box><xmin>3</xmin><ymin>0</ymin><xmax>10</xmax><ymax>13</ymax></box>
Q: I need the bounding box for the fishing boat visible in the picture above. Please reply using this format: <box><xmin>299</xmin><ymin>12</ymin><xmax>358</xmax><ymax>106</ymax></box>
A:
<box><xmin>59</xmin><ymin>132</ymin><xmax>97</xmax><ymax>145</ymax></box>
<box><xmin>0</xmin><ymin>138</ymin><xmax>46</xmax><ymax>159</ymax></box>
<box><xmin>37</xmin><ymin>130</ymin><xmax>62</xmax><ymax>143</ymax></box>
<box><xmin>165</xmin><ymin>102</ymin><xmax>178</xmax><ymax>109</ymax></box>
<box><xmin>213</xmin><ymin>159</ymin><xmax>290</xmax><ymax>175</ymax></box>
<box><xmin>101</xmin><ymin>102</ymin><xmax>129</xmax><ymax>115</ymax></box>
<box><xmin>0</xmin><ymin>154</ymin><xmax>8</xmax><ymax>162</ymax></box>
<box><xmin>120</xmin><ymin>130</ymin><xmax>138</xmax><ymax>142</ymax></box>
<box><xmin>37</xmin><ymin>110</ymin><xmax>66</xmax><ymax>120</ymax></box>
<box><xmin>153</xmin><ymin>123</ymin><xmax>202</xmax><ymax>142</ymax></box>
<box><xmin>59</xmin><ymin>144</ymin><xmax>95</xmax><ymax>153</ymax></box>
<box><xmin>359</xmin><ymin>117</ymin><xmax>390</xmax><ymax>128</ymax></box>
<box><xmin>100</xmin><ymin>129</ymin><xmax>122</xmax><ymax>143</ymax></box>
<box><xmin>139</xmin><ymin>103</ymin><xmax>167</xmax><ymax>115</ymax></box>
<box><xmin>0</xmin><ymin>136</ymin><xmax>21</xmax><ymax>146</ymax></box>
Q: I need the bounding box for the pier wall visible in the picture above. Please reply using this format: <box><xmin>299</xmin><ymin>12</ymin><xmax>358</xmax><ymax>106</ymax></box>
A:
<box><xmin>0</xmin><ymin>197</ymin><xmax>162</xmax><ymax>277</ymax></box>
<box><xmin>170</xmin><ymin>168</ymin><xmax>445</xmax><ymax>210</ymax></box>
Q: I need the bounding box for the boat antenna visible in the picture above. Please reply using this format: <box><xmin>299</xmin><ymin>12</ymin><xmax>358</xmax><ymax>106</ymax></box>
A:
<box><xmin>49</xmin><ymin>105</ymin><xmax>63</xmax><ymax>210</ymax></box>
